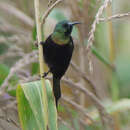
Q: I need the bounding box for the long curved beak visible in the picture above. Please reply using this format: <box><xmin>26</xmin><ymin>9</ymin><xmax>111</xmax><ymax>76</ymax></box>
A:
<box><xmin>68</xmin><ymin>21</ymin><xmax>81</xmax><ymax>26</ymax></box>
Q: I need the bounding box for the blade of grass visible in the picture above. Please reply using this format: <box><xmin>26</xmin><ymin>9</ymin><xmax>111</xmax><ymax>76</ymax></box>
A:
<box><xmin>17</xmin><ymin>80</ymin><xmax>58</xmax><ymax>130</ymax></box>
<box><xmin>91</xmin><ymin>46</ymin><xmax>115</xmax><ymax>70</ymax></box>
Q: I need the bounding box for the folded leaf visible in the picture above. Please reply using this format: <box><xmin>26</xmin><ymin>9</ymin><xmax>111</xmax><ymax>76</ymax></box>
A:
<box><xmin>17</xmin><ymin>80</ymin><xmax>58</xmax><ymax>130</ymax></box>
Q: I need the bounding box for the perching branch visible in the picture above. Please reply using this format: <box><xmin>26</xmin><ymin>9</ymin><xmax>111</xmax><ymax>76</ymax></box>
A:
<box><xmin>34</xmin><ymin>0</ymin><xmax>48</xmax><ymax>128</ymax></box>
<box><xmin>34</xmin><ymin>0</ymin><xmax>64</xmax><ymax>129</ymax></box>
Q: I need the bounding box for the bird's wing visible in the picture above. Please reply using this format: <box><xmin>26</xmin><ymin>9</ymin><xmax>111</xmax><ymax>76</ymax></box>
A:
<box><xmin>70</xmin><ymin>36</ymin><xmax>74</xmax><ymax>50</ymax></box>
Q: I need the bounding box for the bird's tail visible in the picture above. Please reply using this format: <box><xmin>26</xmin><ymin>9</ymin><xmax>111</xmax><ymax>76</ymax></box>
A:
<box><xmin>53</xmin><ymin>76</ymin><xmax>61</xmax><ymax>107</ymax></box>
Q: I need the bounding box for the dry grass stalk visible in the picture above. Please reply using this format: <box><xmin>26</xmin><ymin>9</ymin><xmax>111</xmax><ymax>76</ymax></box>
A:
<box><xmin>85</xmin><ymin>0</ymin><xmax>114</xmax><ymax>128</ymax></box>
<box><xmin>58</xmin><ymin>116</ymin><xmax>75</xmax><ymax>130</ymax></box>
<box><xmin>99</xmin><ymin>11</ymin><xmax>130</xmax><ymax>22</ymax></box>
<box><xmin>0</xmin><ymin>19</ymin><xmax>30</xmax><ymax>35</ymax></box>
<box><xmin>0</xmin><ymin>2</ymin><xmax>34</xmax><ymax>27</ymax></box>
<box><xmin>62</xmin><ymin>95</ymin><xmax>95</xmax><ymax>123</ymax></box>
<box><xmin>71</xmin><ymin>62</ymin><xmax>98</xmax><ymax>96</ymax></box>
<box><xmin>87</xmin><ymin>0</ymin><xmax>112</xmax><ymax>52</ymax></box>
<box><xmin>46</xmin><ymin>76</ymin><xmax>107</xmax><ymax>113</ymax></box>
<box><xmin>42</xmin><ymin>0</ymin><xmax>64</xmax><ymax>25</ymax></box>
<box><xmin>0</xmin><ymin>51</ymin><xmax>38</xmax><ymax>95</ymax></box>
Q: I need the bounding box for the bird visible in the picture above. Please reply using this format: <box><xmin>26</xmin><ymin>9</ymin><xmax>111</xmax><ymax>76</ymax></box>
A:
<box><xmin>40</xmin><ymin>20</ymin><xmax>81</xmax><ymax>107</ymax></box>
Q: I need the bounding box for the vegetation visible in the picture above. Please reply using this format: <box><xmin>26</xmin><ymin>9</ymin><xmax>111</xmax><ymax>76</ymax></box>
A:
<box><xmin>0</xmin><ymin>0</ymin><xmax>130</xmax><ymax>130</ymax></box>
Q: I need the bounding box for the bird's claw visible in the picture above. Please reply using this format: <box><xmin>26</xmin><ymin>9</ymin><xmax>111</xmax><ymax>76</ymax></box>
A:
<box><xmin>42</xmin><ymin>70</ymin><xmax>50</xmax><ymax>78</ymax></box>
<box><xmin>42</xmin><ymin>72</ymin><xmax>48</xmax><ymax>78</ymax></box>
<box><xmin>34</xmin><ymin>40</ymin><xmax>44</xmax><ymax>47</ymax></box>
<box><xmin>40</xmin><ymin>41</ymin><xmax>44</xmax><ymax>45</ymax></box>
<box><xmin>34</xmin><ymin>41</ymin><xmax>38</xmax><ymax>47</ymax></box>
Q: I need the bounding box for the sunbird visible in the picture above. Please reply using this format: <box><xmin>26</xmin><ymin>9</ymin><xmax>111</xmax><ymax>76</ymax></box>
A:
<box><xmin>40</xmin><ymin>20</ymin><xmax>81</xmax><ymax>107</ymax></box>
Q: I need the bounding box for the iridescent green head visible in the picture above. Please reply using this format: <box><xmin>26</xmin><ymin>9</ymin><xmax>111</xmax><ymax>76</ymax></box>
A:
<box><xmin>51</xmin><ymin>20</ymin><xmax>81</xmax><ymax>45</ymax></box>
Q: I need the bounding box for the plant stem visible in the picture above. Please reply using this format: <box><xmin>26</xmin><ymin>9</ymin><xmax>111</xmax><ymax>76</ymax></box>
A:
<box><xmin>34</xmin><ymin>0</ymin><xmax>48</xmax><ymax>129</ymax></box>
<box><xmin>107</xmin><ymin>5</ymin><xmax>120</xmax><ymax>130</ymax></box>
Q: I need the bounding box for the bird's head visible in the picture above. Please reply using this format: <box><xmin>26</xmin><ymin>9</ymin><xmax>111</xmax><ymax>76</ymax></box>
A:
<box><xmin>51</xmin><ymin>20</ymin><xmax>81</xmax><ymax>45</ymax></box>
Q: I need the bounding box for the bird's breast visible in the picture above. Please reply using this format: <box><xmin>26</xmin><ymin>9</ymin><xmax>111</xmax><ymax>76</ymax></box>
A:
<box><xmin>44</xmin><ymin>42</ymin><xmax>72</xmax><ymax>63</ymax></box>
<box><xmin>43</xmin><ymin>36</ymin><xmax>74</xmax><ymax>78</ymax></box>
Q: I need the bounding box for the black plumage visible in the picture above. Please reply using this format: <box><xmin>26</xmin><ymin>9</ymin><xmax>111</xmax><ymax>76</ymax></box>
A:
<box><xmin>40</xmin><ymin>20</ymin><xmax>80</xmax><ymax>107</ymax></box>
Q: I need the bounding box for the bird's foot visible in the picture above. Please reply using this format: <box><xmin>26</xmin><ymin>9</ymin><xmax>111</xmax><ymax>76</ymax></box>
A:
<box><xmin>34</xmin><ymin>40</ymin><xmax>38</xmax><ymax>47</ymax></box>
<box><xmin>42</xmin><ymin>72</ymin><xmax>48</xmax><ymax>78</ymax></box>
<box><xmin>34</xmin><ymin>40</ymin><xmax>44</xmax><ymax>47</ymax></box>
<box><xmin>40</xmin><ymin>41</ymin><xmax>44</xmax><ymax>45</ymax></box>
<box><xmin>42</xmin><ymin>70</ymin><xmax>50</xmax><ymax>78</ymax></box>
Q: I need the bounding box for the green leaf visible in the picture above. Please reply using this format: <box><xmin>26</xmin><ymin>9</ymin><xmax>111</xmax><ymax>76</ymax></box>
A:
<box><xmin>57</xmin><ymin>104</ymin><xmax>65</xmax><ymax>112</ymax></box>
<box><xmin>94</xmin><ymin>22</ymin><xmax>109</xmax><ymax>58</ymax></box>
<box><xmin>0</xmin><ymin>43</ymin><xmax>8</xmax><ymax>55</ymax></box>
<box><xmin>32</xmin><ymin>25</ymin><xmax>37</xmax><ymax>41</ymax></box>
<box><xmin>59</xmin><ymin>124</ymin><xmax>70</xmax><ymax>130</ymax></box>
<box><xmin>46</xmin><ymin>80</ymin><xmax>58</xmax><ymax>130</ymax></box>
<box><xmin>0</xmin><ymin>64</ymin><xmax>9</xmax><ymax>86</ymax></box>
<box><xmin>89</xmin><ymin>99</ymin><xmax>130</xmax><ymax>121</ymax></box>
<box><xmin>106</xmin><ymin>99</ymin><xmax>130</xmax><ymax>114</ymax></box>
<box><xmin>73</xmin><ymin>118</ymin><xmax>80</xmax><ymax>130</ymax></box>
<box><xmin>9</xmin><ymin>74</ymin><xmax>19</xmax><ymax>86</ymax></box>
<box><xmin>17</xmin><ymin>84</ymin><xmax>40</xmax><ymax>130</ymax></box>
<box><xmin>16</xmin><ymin>80</ymin><xmax>58</xmax><ymax>130</ymax></box>
<box><xmin>91</xmin><ymin>47</ymin><xmax>113</xmax><ymax>70</ymax></box>
<box><xmin>31</xmin><ymin>62</ymin><xmax>39</xmax><ymax>75</ymax></box>
<box><xmin>7</xmin><ymin>89</ymin><xmax>16</xmax><ymax>97</ymax></box>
